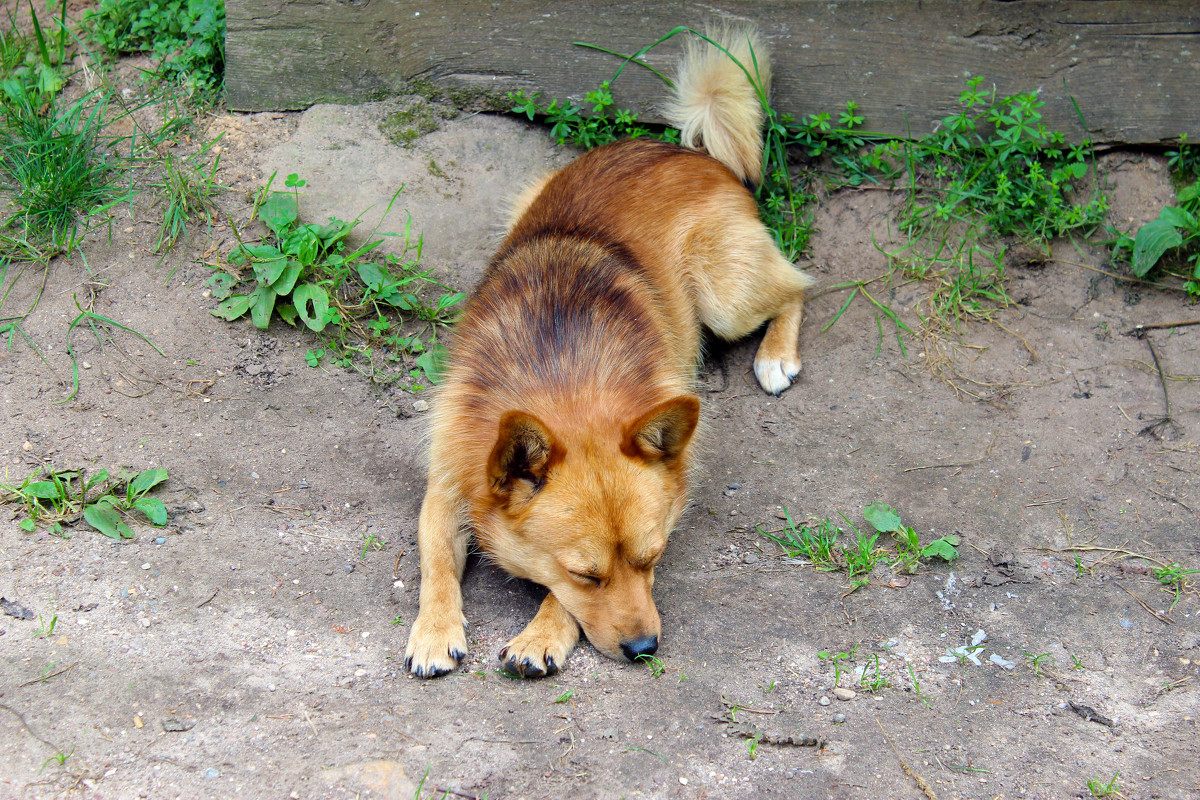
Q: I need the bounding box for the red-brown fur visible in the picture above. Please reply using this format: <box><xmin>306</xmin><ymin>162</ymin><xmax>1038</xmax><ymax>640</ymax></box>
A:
<box><xmin>404</xmin><ymin>26</ymin><xmax>812</xmax><ymax>678</ymax></box>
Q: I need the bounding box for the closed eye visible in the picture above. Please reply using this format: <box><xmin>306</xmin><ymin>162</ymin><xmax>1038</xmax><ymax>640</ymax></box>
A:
<box><xmin>568</xmin><ymin>570</ymin><xmax>602</xmax><ymax>586</ymax></box>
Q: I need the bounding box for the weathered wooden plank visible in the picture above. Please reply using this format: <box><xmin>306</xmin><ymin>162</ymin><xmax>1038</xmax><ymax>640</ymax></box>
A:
<box><xmin>227</xmin><ymin>1</ymin><xmax>1200</xmax><ymax>145</ymax></box>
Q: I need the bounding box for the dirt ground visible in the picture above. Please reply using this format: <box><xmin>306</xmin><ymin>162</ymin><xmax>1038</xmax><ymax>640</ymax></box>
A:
<box><xmin>1</xmin><ymin>93</ymin><xmax>1198</xmax><ymax>800</ymax></box>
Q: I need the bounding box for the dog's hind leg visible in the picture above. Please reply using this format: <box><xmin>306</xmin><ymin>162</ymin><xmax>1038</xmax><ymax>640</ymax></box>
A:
<box><xmin>404</xmin><ymin>483</ymin><xmax>470</xmax><ymax>677</ymax></box>
<box><xmin>753</xmin><ymin>293</ymin><xmax>805</xmax><ymax>396</ymax></box>
<box><xmin>498</xmin><ymin>592</ymin><xmax>580</xmax><ymax>678</ymax></box>
<box><xmin>686</xmin><ymin>216</ymin><xmax>813</xmax><ymax>396</ymax></box>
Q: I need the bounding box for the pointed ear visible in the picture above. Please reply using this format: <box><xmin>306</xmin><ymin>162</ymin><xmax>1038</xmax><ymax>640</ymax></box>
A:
<box><xmin>488</xmin><ymin>411</ymin><xmax>562</xmax><ymax>498</ymax></box>
<box><xmin>623</xmin><ymin>395</ymin><xmax>700</xmax><ymax>461</ymax></box>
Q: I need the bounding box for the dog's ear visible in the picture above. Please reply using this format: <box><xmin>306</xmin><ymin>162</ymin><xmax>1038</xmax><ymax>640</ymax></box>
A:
<box><xmin>623</xmin><ymin>395</ymin><xmax>700</xmax><ymax>461</ymax></box>
<box><xmin>488</xmin><ymin>411</ymin><xmax>561</xmax><ymax>499</ymax></box>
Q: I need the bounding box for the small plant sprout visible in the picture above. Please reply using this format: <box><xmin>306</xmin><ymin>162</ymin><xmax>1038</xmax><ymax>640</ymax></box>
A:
<box><xmin>747</xmin><ymin>734</ymin><xmax>760</xmax><ymax>761</ymax></box>
<box><xmin>1152</xmin><ymin>561</ymin><xmax>1198</xmax><ymax>611</ymax></box>
<box><xmin>1086</xmin><ymin>771</ymin><xmax>1121</xmax><ymax>798</ymax></box>
<box><xmin>360</xmin><ymin>531</ymin><xmax>386</xmax><ymax>558</ymax></box>
<box><xmin>635</xmin><ymin>654</ymin><xmax>666</xmax><ymax>677</ymax></box>
<box><xmin>33</xmin><ymin>613</ymin><xmax>57</xmax><ymax>639</ymax></box>
<box><xmin>818</xmin><ymin>643</ymin><xmax>859</xmax><ymax>688</ymax></box>
<box><xmin>1023</xmin><ymin>651</ymin><xmax>1053</xmax><ymax>678</ymax></box>
<box><xmin>554</xmin><ymin>690</ymin><xmax>574</xmax><ymax>703</ymax></box>
<box><xmin>860</xmin><ymin>653</ymin><xmax>889</xmax><ymax>692</ymax></box>
<box><xmin>907</xmin><ymin>663</ymin><xmax>932</xmax><ymax>707</ymax></box>
<box><xmin>389</xmin><ymin>616</ymin><xmax>404</xmax><ymax>626</ymax></box>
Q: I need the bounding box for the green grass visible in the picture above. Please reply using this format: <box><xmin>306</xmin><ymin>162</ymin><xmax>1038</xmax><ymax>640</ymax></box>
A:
<box><xmin>150</xmin><ymin>139</ymin><xmax>222</xmax><ymax>252</ymax></box>
<box><xmin>0</xmin><ymin>86</ymin><xmax>128</xmax><ymax>252</ymax></box>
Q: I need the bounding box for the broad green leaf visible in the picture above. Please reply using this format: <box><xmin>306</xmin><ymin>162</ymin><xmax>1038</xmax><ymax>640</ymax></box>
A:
<box><xmin>1131</xmin><ymin>218</ymin><xmax>1183</xmax><ymax>277</ymax></box>
<box><xmin>921</xmin><ymin>535</ymin><xmax>960</xmax><ymax>562</ymax></box>
<box><xmin>269</xmin><ymin>261</ymin><xmax>303</xmax><ymax>295</ymax></box>
<box><xmin>84</xmin><ymin>504</ymin><xmax>123</xmax><ymax>539</ymax></box>
<box><xmin>24</xmin><ymin>481</ymin><xmax>63</xmax><ymax>500</ymax></box>
<box><xmin>252</xmin><ymin>254</ymin><xmax>287</xmax><ymax>287</ymax></box>
<box><xmin>249</xmin><ymin>286</ymin><xmax>278</xmax><ymax>329</ymax></box>
<box><xmin>129</xmin><ymin>468</ymin><xmax>168</xmax><ymax>496</ymax></box>
<box><xmin>277</xmin><ymin>303</ymin><xmax>298</xmax><ymax>326</ymax></box>
<box><xmin>259</xmin><ymin>193</ymin><xmax>297</xmax><ymax>236</ymax></box>
<box><xmin>1158</xmin><ymin>205</ymin><xmax>1198</xmax><ymax>232</ymax></box>
<box><xmin>213</xmin><ymin>294</ymin><xmax>252</xmax><ymax>321</ymax></box>
<box><xmin>206</xmin><ymin>272</ymin><xmax>236</xmax><ymax>300</ymax></box>
<box><xmin>18</xmin><ymin>518</ymin><xmax>36</xmax><ymax>532</ymax></box>
<box><xmin>133</xmin><ymin>497</ymin><xmax>168</xmax><ymax>526</ymax></box>
<box><xmin>863</xmin><ymin>502</ymin><xmax>902</xmax><ymax>533</ymax></box>
<box><xmin>414</xmin><ymin>345</ymin><xmax>448</xmax><ymax>385</ymax></box>
<box><xmin>293</xmin><ymin>284</ymin><xmax>330</xmax><ymax>332</ymax></box>
<box><xmin>240</xmin><ymin>244</ymin><xmax>284</xmax><ymax>261</ymax></box>
<box><xmin>357</xmin><ymin>261</ymin><xmax>386</xmax><ymax>289</ymax></box>
<box><xmin>1178</xmin><ymin>181</ymin><xmax>1200</xmax><ymax>206</ymax></box>
<box><xmin>437</xmin><ymin>292</ymin><xmax>467</xmax><ymax>311</ymax></box>
<box><xmin>283</xmin><ymin>226</ymin><xmax>320</xmax><ymax>266</ymax></box>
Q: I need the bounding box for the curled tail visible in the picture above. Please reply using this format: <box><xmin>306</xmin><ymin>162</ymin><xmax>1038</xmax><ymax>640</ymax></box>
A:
<box><xmin>664</xmin><ymin>24</ymin><xmax>771</xmax><ymax>185</ymax></box>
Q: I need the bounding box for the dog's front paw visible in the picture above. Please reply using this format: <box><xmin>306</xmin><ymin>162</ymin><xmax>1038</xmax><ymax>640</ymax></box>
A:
<box><xmin>754</xmin><ymin>354</ymin><xmax>801</xmax><ymax>396</ymax></box>
<box><xmin>405</xmin><ymin>611</ymin><xmax>468</xmax><ymax>678</ymax></box>
<box><xmin>498</xmin><ymin>625</ymin><xmax>577</xmax><ymax>679</ymax></box>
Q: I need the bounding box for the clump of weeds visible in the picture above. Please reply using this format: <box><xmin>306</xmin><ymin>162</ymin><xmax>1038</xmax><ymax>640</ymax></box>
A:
<box><xmin>1</xmin><ymin>466</ymin><xmax>169</xmax><ymax>539</ymax></box>
<box><xmin>761</xmin><ymin>502</ymin><xmax>956</xmax><ymax>592</ymax></box>
<box><xmin>209</xmin><ymin>172</ymin><xmax>465</xmax><ymax>387</ymax></box>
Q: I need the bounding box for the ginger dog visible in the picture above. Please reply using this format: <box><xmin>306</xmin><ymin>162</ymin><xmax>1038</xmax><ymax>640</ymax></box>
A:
<box><xmin>404</xmin><ymin>25</ymin><xmax>812</xmax><ymax>678</ymax></box>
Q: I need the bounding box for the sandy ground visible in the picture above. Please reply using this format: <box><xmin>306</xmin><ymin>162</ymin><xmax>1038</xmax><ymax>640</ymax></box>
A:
<box><xmin>1</xmin><ymin>94</ymin><xmax>1198</xmax><ymax>800</ymax></box>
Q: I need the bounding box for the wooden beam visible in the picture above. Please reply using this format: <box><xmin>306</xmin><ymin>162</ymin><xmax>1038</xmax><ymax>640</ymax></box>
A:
<box><xmin>227</xmin><ymin>1</ymin><xmax>1200</xmax><ymax>145</ymax></box>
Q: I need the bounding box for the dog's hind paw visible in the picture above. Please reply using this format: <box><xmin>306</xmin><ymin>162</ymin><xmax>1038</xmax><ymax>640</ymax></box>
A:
<box><xmin>754</xmin><ymin>355</ymin><xmax>801</xmax><ymax>396</ymax></box>
<box><xmin>404</xmin><ymin>612</ymin><xmax>468</xmax><ymax>678</ymax></box>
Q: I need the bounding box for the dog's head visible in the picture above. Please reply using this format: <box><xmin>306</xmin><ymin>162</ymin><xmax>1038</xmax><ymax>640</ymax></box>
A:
<box><xmin>479</xmin><ymin>395</ymin><xmax>700</xmax><ymax>662</ymax></box>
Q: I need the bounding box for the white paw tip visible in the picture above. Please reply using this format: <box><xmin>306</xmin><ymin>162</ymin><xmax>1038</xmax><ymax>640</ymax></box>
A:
<box><xmin>754</xmin><ymin>358</ymin><xmax>801</xmax><ymax>396</ymax></box>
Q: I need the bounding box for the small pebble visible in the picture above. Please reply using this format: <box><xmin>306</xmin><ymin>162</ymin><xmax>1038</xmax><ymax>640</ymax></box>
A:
<box><xmin>203</xmin><ymin>768</ymin><xmax>220</xmax><ymax>780</ymax></box>
<box><xmin>832</xmin><ymin>712</ymin><xmax>846</xmax><ymax>724</ymax></box>
<box><xmin>413</xmin><ymin>399</ymin><xmax>430</xmax><ymax>412</ymax></box>
<box><xmin>154</xmin><ymin>537</ymin><xmax>166</xmax><ymax>545</ymax></box>
<box><xmin>833</xmin><ymin>687</ymin><xmax>856</xmax><ymax>701</ymax></box>
<box><xmin>141</xmin><ymin>563</ymin><xmax>151</xmax><ymax>570</ymax></box>
<box><xmin>818</xmin><ymin>696</ymin><xmax>831</xmax><ymax>706</ymax></box>
<box><xmin>139</xmin><ymin>618</ymin><xmax>151</xmax><ymax>628</ymax></box>
<box><xmin>344</xmin><ymin>565</ymin><xmax>355</xmax><ymax>574</ymax></box>
<box><xmin>727</xmin><ymin>483</ymin><xmax>741</xmax><ymax>490</ymax></box>
<box><xmin>81</xmin><ymin>361</ymin><xmax>91</xmax><ymax>370</ymax></box>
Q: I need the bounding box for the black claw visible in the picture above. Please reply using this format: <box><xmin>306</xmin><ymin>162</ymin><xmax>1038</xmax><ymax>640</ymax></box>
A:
<box><xmin>544</xmin><ymin>655</ymin><xmax>558</xmax><ymax>674</ymax></box>
<box><xmin>404</xmin><ymin>656</ymin><xmax>413</xmax><ymax>670</ymax></box>
<box><xmin>450</xmin><ymin>648</ymin><xmax>466</xmax><ymax>662</ymax></box>
<box><xmin>520</xmin><ymin>658</ymin><xmax>546</xmax><ymax>679</ymax></box>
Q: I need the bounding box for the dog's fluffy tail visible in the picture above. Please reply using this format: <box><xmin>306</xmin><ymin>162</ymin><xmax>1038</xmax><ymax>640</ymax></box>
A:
<box><xmin>664</xmin><ymin>24</ymin><xmax>771</xmax><ymax>185</ymax></box>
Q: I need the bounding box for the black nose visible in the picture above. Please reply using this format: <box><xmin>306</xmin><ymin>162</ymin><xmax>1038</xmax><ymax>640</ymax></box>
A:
<box><xmin>621</xmin><ymin>635</ymin><xmax>659</xmax><ymax>662</ymax></box>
